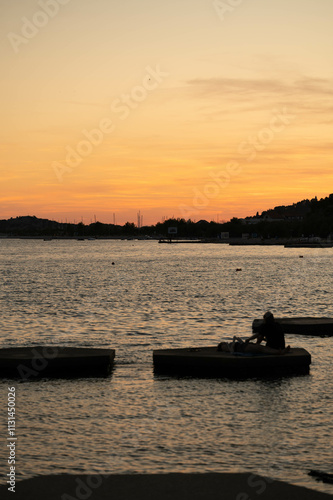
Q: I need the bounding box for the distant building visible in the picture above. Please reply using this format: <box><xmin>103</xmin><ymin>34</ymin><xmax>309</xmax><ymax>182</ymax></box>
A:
<box><xmin>241</xmin><ymin>217</ymin><xmax>262</xmax><ymax>225</ymax></box>
<box><xmin>283</xmin><ymin>211</ymin><xmax>305</xmax><ymax>221</ymax></box>
<box><xmin>262</xmin><ymin>214</ymin><xmax>285</xmax><ymax>222</ymax></box>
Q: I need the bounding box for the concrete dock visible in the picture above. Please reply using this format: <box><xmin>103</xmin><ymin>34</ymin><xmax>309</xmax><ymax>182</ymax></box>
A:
<box><xmin>0</xmin><ymin>346</ymin><xmax>115</xmax><ymax>378</ymax></box>
<box><xmin>252</xmin><ymin>317</ymin><xmax>333</xmax><ymax>336</ymax></box>
<box><xmin>153</xmin><ymin>346</ymin><xmax>311</xmax><ymax>378</ymax></box>
<box><xmin>0</xmin><ymin>473</ymin><xmax>332</xmax><ymax>500</ymax></box>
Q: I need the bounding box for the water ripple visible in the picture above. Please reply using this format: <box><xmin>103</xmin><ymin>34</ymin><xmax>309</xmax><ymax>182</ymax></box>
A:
<box><xmin>0</xmin><ymin>240</ymin><xmax>332</xmax><ymax>494</ymax></box>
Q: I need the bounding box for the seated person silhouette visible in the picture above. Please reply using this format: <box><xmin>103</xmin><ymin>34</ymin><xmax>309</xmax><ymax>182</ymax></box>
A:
<box><xmin>245</xmin><ymin>311</ymin><xmax>286</xmax><ymax>350</ymax></box>
<box><xmin>217</xmin><ymin>334</ymin><xmax>290</xmax><ymax>355</ymax></box>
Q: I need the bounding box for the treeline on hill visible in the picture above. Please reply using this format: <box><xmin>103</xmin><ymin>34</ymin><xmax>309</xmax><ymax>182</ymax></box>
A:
<box><xmin>0</xmin><ymin>194</ymin><xmax>332</xmax><ymax>238</ymax></box>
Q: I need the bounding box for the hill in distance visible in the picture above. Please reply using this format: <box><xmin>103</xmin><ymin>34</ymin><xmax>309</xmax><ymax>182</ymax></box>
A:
<box><xmin>0</xmin><ymin>194</ymin><xmax>332</xmax><ymax>239</ymax></box>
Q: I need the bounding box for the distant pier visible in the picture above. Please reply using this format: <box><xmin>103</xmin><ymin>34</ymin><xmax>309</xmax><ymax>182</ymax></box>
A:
<box><xmin>158</xmin><ymin>239</ymin><xmax>202</xmax><ymax>244</ymax></box>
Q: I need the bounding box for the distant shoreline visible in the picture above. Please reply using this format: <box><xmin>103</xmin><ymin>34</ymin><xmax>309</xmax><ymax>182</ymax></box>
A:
<box><xmin>1</xmin><ymin>236</ymin><xmax>332</xmax><ymax>247</ymax></box>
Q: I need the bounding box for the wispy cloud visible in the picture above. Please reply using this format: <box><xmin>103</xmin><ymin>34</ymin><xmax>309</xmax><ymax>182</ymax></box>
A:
<box><xmin>183</xmin><ymin>75</ymin><xmax>333</xmax><ymax>127</ymax></box>
<box><xmin>186</xmin><ymin>75</ymin><xmax>333</xmax><ymax>98</ymax></box>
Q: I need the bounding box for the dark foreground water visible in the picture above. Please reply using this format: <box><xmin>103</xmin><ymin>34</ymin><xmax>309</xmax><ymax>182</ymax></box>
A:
<box><xmin>0</xmin><ymin>239</ymin><xmax>332</xmax><ymax>493</ymax></box>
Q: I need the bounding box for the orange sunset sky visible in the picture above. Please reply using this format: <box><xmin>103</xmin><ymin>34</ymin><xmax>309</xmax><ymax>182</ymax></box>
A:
<box><xmin>1</xmin><ymin>0</ymin><xmax>333</xmax><ymax>225</ymax></box>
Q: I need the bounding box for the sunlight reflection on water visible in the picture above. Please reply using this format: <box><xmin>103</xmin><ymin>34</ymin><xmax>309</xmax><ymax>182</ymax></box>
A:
<box><xmin>0</xmin><ymin>239</ymin><xmax>332</xmax><ymax>493</ymax></box>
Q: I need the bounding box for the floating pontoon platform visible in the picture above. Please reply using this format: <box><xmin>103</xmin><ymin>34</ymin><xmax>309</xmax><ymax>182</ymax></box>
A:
<box><xmin>0</xmin><ymin>346</ymin><xmax>115</xmax><ymax>379</ymax></box>
<box><xmin>153</xmin><ymin>347</ymin><xmax>311</xmax><ymax>378</ymax></box>
<box><xmin>252</xmin><ymin>318</ymin><xmax>333</xmax><ymax>336</ymax></box>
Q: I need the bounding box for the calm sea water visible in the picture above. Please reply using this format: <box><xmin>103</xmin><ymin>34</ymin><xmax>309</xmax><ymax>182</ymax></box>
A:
<box><xmin>0</xmin><ymin>239</ymin><xmax>332</xmax><ymax>493</ymax></box>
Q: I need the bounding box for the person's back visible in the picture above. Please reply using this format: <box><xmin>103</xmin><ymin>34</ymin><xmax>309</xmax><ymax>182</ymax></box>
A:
<box><xmin>258</xmin><ymin>313</ymin><xmax>285</xmax><ymax>349</ymax></box>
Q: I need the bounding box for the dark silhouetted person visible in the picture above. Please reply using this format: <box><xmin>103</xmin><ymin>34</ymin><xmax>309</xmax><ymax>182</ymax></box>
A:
<box><xmin>217</xmin><ymin>339</ymin><xmax>290</xmax><ymax>355</ymax></box>
<box><xmin>245</xmin><ymin>311</ymin><xmax>285</xmax><ymax>350</ymax></box>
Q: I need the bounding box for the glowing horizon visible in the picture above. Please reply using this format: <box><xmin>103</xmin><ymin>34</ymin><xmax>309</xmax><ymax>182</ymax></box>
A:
<box><xmin>1</xmin><ymin>0</ymin><xmax>333</xmax><ymax>225</ymax></box>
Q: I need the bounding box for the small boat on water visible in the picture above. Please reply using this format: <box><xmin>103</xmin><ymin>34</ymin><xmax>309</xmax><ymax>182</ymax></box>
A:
<box><xmin>153</xmin><ymin>346</ymin><xmax>311</xmax><ymax>378</ymax></box>
<box><xmin>252</xmin><ymin>317</ymin><xmax>333</xmax><ymax>336</ymax></box>
<box><xmin>0</xmin><ymin>346</ymin><xmax>115</xmax><ymax>379</ymax></box>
